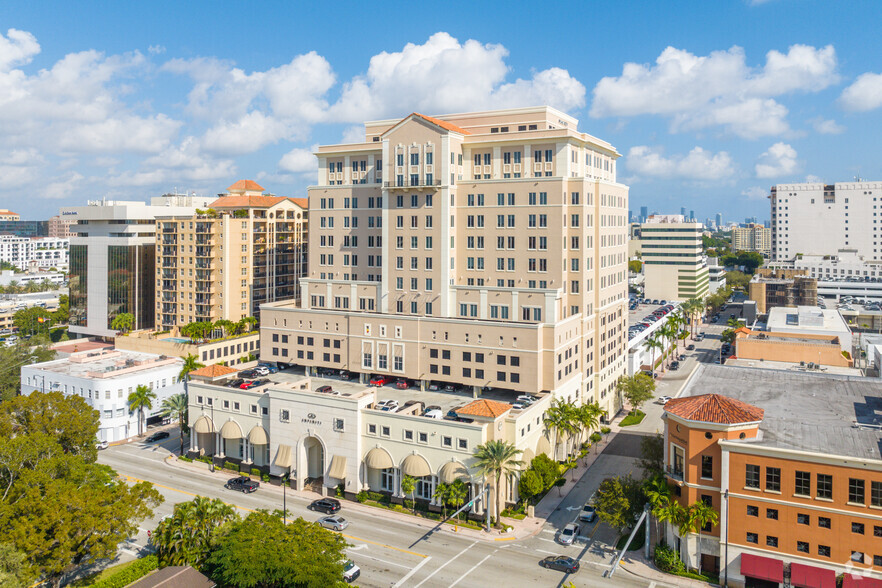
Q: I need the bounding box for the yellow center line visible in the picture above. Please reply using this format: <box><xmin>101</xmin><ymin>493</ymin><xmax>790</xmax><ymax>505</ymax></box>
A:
<box><xmin>125</xmin><ymin>476</ymin><xmax>428</xmax><ymax>558</ymax></box>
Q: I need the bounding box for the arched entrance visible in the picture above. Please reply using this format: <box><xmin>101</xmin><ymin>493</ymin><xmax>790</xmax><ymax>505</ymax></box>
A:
<box><xmin>303</xmin><ymin>436</ymin><xmax>325</xmax><ymax>480</ymax></box>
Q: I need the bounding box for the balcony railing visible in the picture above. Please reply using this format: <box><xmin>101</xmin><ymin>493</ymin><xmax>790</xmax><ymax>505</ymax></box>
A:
<box><xmin>665</xmin><ymin>465</ymin><xmax>684</xmax><ymax>482</ymax></box>
<box><xmin>384</xmin><ymin>179</ymin><xmax>442</xmax><ymax>189</ymax></box>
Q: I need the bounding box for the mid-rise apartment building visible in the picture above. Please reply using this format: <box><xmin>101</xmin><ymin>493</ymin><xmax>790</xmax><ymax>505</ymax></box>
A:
<box><xmin>0</xmin><ymin>210</ymin><xmax>19</xmax><ymax>221</ymax></box>
<box><xmin>154</xmin><ymin>181</ymin><xmax>307</xmax><ymax>333</ymax></box>
<box><xmin>771</xmin><ymin>181</ymin><xmax>882</xmax><ymax>261</ymax></box>
<box><xmin>663</xmin><ymin>364</ymin><xmax>882</xmax><ymax>587</ymax></box>
<box><xmin>64</xmin><ymin>193</ymin><xmax>212</xmax><ymax>339</ymax></box>
<box><xmin>733</xmin><ymin>223</ymin><xmax>771</xmax><ymax>255</ymax></box>
<box><xmin>0</xmin><ymin>236</ymin><xmax>69</xmax><ymax>271</ymax></box>
<box><xmin>748</xmin><ymin>269</ymin><xmax>818</xmax><ymax>313</ymax></box>
<box><xmin>640</xmin><ymin>215</ymin><xmax>709</xmax><ymax>302</ymax></box>
<box><xmin>260</xmin><ymin>106</ymin><xmax>630</xmax><ymax>418</ymax></box>
<box><xmin>48</xmin><ymin>214</ymin><xmax>76</xmax><ymax>238</ymax></box>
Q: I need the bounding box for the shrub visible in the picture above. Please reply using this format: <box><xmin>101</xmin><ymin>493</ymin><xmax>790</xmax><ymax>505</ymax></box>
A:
<box><xmin>91</xmin><ymin>555</ymin><xmax>158</xmax><ymax>588</ymax></box>
<box><xmin>530</xmin><ymin>453</ymin><xmax>562</xmax><ymax>490</ymax></box>
<box><xmin>601</xmin><ymin>426</ymin><xmax>611</xmax><ymax>434</ymax></box>
<box><xmin>250</xmin><ymin>468</ymin><xmax>261</xmax><ymax>477</ymax></box>
<box><xmin>223</xmin><ymin>461</ymin><xmax>239</xmax><ymax>472</ymax></box>
<box><xmin>261</xmin><ymin>474</ymin><xmax>270</xmax><ymax>482</ymax></box>
<box><xmin>335</xmin><ymin>483</ymin><xmax>345</xmax><ymax>498</ymax></box>
<box><xmin>653</xmin><ymin>542</ymin><xmax>685</xmax><ymax>574</ymax></box>
<box><xmin>590</xmin><ymin>432</ymin><xmax>602</xmax><ymax>444</ymax></box>
<box><xmin>178</xmin><ymin>455</ymin><xmax>193</xmax><ymax>462</ymax></box>
<box><xmin>356</xmin><ymin>491</ymin><xmax>369</xmax><ymax>503</ymax></box>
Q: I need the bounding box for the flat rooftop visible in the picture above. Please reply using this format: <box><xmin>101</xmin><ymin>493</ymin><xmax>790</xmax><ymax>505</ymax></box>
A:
<box><xmin>681</xmin><ymin>364</ymin><xmax>882</xmax><ymax>460</ymax></box>
<box><xmin>33</xmin><ymin>349</ymin><xmax>180</xmax><ymax>378</ymax></box>
<box><xmin>766</xmin><ymin>305</ymin><xmax>850</xmax><ymax>333</ymax></box>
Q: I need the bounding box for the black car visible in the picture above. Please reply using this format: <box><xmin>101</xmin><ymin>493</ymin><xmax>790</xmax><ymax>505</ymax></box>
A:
<box><xmin>225</xmin><ymin>476</ymin><xmax>259</xmax><ymax>493</ymax></box>
<box><xmin>239</xmin><ymin>369</ymin><xmax>258</xmax><ymax>379</ymax></box>
<box><xmin>669</xmin><ymin>361</ymin><xmax>680</xmax><ymax>370</ymax></box>
<box><xmin>539</xmin><ymin>555</ymin><xmax>580</xmax><ymax>573</ymax></box>
<box><xmin>228</xmin><ymin>378</ymin><xmax>245</xmax><ymax>388</ymax></box>
<box><xmin>146</xmin><ymin>431</ymin><xmax>170</xmax><ymax>442</ymax></box>
<box><xmin>309</xmin><ymin>498</ymin><xmax>341</xmax><ymax>514</ymax></box>
<box><xmin>339</xmin><ymin>371</ymin><xmax>355</xmax><ymax>381</ymax></box>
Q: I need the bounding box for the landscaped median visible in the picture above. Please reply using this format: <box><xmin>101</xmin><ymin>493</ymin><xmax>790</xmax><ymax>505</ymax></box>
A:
<box><xmin>355</xmin><ymin>490</ymin><xmax>490</xmax><ymax>531</ymax></box>
<box><xmin>620</xmin><ymin>410</ymin><xmax>646</xmax><ymax>427</ymax></box>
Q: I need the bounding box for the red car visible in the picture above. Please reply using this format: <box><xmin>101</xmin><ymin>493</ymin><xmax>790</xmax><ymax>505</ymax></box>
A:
<box><xmin>370</xmin><ymin>375</ymin><xmax>388</xmax><ymax>386</ymax></box>
<box><xmin>395</xmin><ymin>379</ymin><xmax>411</xmax><ymax>389</ymax></box>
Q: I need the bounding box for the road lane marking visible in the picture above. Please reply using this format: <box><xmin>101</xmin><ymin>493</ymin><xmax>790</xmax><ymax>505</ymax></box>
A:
<box><xmin>412</xmin><ymin>541</ymin><xmax>477</xmax><ymax>588</ymax></box>
<box><xmin>393</xmin><ymin>555</ymin><xmax>432</xmax><ymax>587</ymax></box>
<box><xmin>125</xmin><ymin>476</ymin><xmax>429</xmax><ymax>559</ymax></box>
<box><xmin>449</xmin><ymin>550</ymin><xmax>496</xmax><ymax>587</ymax></box>
<box><xmin>349</xmin><ymin>552</ymin><xmax>413</xmax><ymax>570</ymax></box>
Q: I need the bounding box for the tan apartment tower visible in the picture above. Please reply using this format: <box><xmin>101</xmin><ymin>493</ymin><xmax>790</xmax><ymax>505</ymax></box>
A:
<box><xmin>260</xmin><ymin>106</ymin><xmax>630</xmax><ymax>418</ymax></box>
<box><xmin>155</xmin><ymin>180</ymin><xmax>307</xmax><ymax>334</ymax></box>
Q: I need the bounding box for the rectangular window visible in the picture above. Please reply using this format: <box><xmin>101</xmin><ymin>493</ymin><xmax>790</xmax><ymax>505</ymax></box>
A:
<box><xmin>766</xmin><ymin>508</ymin><xmax>778</xmax><ymax>520</ymax></box>
<box><xmin>818</xmin><ymin>545</ymin><xmax>831</xmax><ymax>557</ymax></box>
<box><xmin>818</xmin><ymin>516</ymin><xmax>831</xmax><ymax>528</ymax></box>
<box><xmin>766</xmin><ymin>467</ymin><xmax>781</xmax><ymax>492</ymax></box>
<box><xmin>797</xmin><ymin>513</ymin><xmax>809</xmax><ymax>525</ymax></box>
<box><xmin>797</xmin><ymin>541</ymin><xmax>809</xmax><ymax>553</ymax></box>
<box><xmin>849</xmin><ymin>478</ymin><xmax>866</xmax><ymax>504</ymax></box>
<box><xmin>817</xmin><ymin>473</ymin><xmax>833</xmax><ymax>499</ymax></box>
<box><xmin>795</xmin><ymin>471</ymin><xmax>811</xmax><ymax>496</ymax></box>
<box><xmin>873</xmin><ymin>481</ymin><xmax>882</xmax><ymax>506</ymax></box>
<box><xmin>853</xmin><ymin>522</ymin><xmax>866</xmax><ymax>534</ymax></box>
<box><xmin>746</xmin><ymin>505</ymin><xmax>759</xmax><ymax>517</ymax></box>
<box><xmin>746</xmin><ymin>532</ymin><xmax>758</xmax><ymax>544</ymax></box>
<box><xmin>745</xmin><ymin>464</ymin><xmax>760</xmax><ymax>489</ymax></box>
<box><xmin>766</xmin><ymin>536</ymin><xmax>778</xmax><ymax>548</ymax></box>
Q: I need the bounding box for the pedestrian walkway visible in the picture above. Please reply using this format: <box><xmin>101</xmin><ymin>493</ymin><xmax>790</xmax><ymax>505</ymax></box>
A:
<box><xmin>619</xmin><ymin>550</ymin><xmax>719</xmax><ymax>588</ymax></box>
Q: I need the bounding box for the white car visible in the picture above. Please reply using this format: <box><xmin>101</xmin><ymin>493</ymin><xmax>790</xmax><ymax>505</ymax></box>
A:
<box><xmin>317</xmin><ymin>515</ymin><xmax>349</xmax><ymax>531</ymax></box>
<box><xmin>253</xmin><ymin>366</ymin><xmax>270</xmax><ymax>376</ymax></box>
<box><xmin>658</xmin><ymin>396</ymin><xmax>673</xmax><ymax>405</ymax></box>
<box><xmin>95</xmin><ymin>440</ymin><xmax>109</xmax><ymax>450</ymax></box>
<box><xmin>559</xmin><ymin>522</ymin><xmax>579</xmax><ymax>545</ymax></box>
<box><xmin>516</xmin><ymin>394</ymin><xmax>538</xmax><ymax>404</ymax></box>
<box><xmin>342</xmin><ymin>559</ymin><xmax>360</xmax><ymax>583</ymax></box>
<box><xmin>375</xmin><ymin>399</ymin><xmax>399</xmax><ymax>412</ymax></box>
<box><xmin>424</xmin><ymin>409</ymin><xmax>443</xmax><ymax>420</ymax></box>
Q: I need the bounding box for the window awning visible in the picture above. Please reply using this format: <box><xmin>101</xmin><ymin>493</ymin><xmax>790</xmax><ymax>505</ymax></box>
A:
<box><xmin>219</xmin><ymin>420</ymin><xmax>243</xmax><ymax>440</ymax></box>
<box><xmin>274</xmin><ymin>444</ymin><xmax>292</xmax><ymax>468</ymax></box>
<box><xmin>843</xmin><ymin>573</ymin><xmax>882</xmax><ymax>588</ymax></box>
<box><xmin>328</xmin><ymin>455</ymin><xmax>347</xmax><ymax>479</ymax></box>
<box><xmin>401</xmin><ymin>454</ymin><xmax>432</xmax><ymax>477</ymax></box>
<box><xmin>364</xmin><ymin>447</ymin><xmax>394</xmax><ymax>470</ymax></box>
<box><xmin>740</xmin><ymin>553</ymin><xmax>783</xmax><ymax>583</ymax></box>
<box><xmin>791</xmin><ymin>563</ymin><xmax>836</xmax><ymax>588</ymax></box>
<box><xmin>192</xmin><ymin>415</ymin><xmax>215</xmax><ymax>434</ymax></box>
<box><xmin>247</xmin><ymin>425</ymin><xmax>268</xmax><ymax>445</ymax></box>
<box><xmin>439</xmin><ymin>461</ymin><xmax>470</xmax><ymax>484</ymax></box>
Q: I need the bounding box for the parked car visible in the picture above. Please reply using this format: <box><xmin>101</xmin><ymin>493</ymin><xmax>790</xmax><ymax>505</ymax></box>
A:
<box><xmin>96</xmin><ymin>440</ymin><xmax>109</xmax><ymax>450</ymax></box>
<box><xmin>658</xmin><ymin>396</ymin><xmax>672</xmax><ymax>405</ymax></box>
<box><xmin>339</xmin><ymin>371</ymin><xmax>355</xmax><ymax>380</ymax></box>
<box><xmin>396</xmin><ymin>379</ymin><xmax>412</xmax><ymax>389</ymax></box>
<box><xmin>225</xmin><ymin>476</ymin><xmax>259</xmax><ymax>493</ymax></box>
<box><xmin>342</xmin><ymin>559</ymin><xmax>361</xmax><ymax>583</ymax></box>
<box><xmin>669</xmin><ymin>361</ymin><xmax>680</xmax><ymax>370</ymax></box>
<box><xmin>238</xmin><ymin>369</ymin><xmax>258</xmax><ymax>379</ymax></box>
<box><xmin>427</xmin><ymin>383</ymin><xmax>440</xmax><ymax>391</ymax></box>
<box><xmin>257</xmin><ymin>363</ymin><xmax>278</xmax><ymax>374</ymax></box>
<box><xmin>516</xmin><ymin>394</ymin><xmax>538</xmax><ymax>404</ymax></box>
<box><xmin>558</xmin><ymin>522</ymin><xmax>579</xmax><ymax>545</ymax></box>
<box><xmin>375</xmin><ymin>399</ymin><xmax>399</xmax><ymax>411</ymax></box>
<box><xmin>678</xmin><ymin>354</ymin><xmax>686</xmax><ymax>361</ymax></box>
<box><xmin>309</xmin><ymin>498</ymin><xmax>341</xmax><ymax>514</ymax></box>
<box><xmin>370</xmin><ymin>375</ymin><xmax>388</xmax><ymax>386</ymax></box>
<box><xmin>686</xmin><ymin>344</ymin><xmax>695</xmax><ymax>351</ymax></box>
<box><xmin>424</xmin><ymin>409</ymin><xmax>443</xmax><ymax>420</ymax></box>
<box><xmin>316</xmin><ymin>385</ymin><xmax>334</xmax><ymax>394</ymax></box>
<box><xmin>253</xmin><ymin>366</ymin><xmax>270</xmax><ymax>376</ymax></box>
<box><xmin>228</xmin><ymin>378</ymin><xmax>245</xmax><ymax>388</ymax></box>
<box><xmin>317</xmin><ymin>515</ymin><xmax>349</xmax><ymax>531</ymax></box>
<box><xmin>539</xmin><ymin>555</ymin><xmax>580</xmax><ymax>573</ymax></box>
<box><xmin>240</xmin><ymin>380</ymin><xmax>266</xmax><ymax>390</ymax></box>
<box><xmin>579</xmin><ymin>503</ymin><xmax>596</xmax><ymax>523</ymax></box>
<box><xmin>146</xmin><ymin>431</ymin><xmax>170</xmax><ymax>442</ymax></box>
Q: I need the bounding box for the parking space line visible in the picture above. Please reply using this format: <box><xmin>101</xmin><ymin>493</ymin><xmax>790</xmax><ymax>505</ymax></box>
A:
<box><xmin>449</xmin><ymin>550</ymin><xmax>496</xmax><ymax>588</ymax></box>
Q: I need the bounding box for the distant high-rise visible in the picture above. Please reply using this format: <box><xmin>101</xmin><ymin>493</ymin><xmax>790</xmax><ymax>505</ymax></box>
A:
<box><xmin>715</xmin><ymin>213</ymin><xmax>723</xmax><ymax>228</ymax></box>
<box><xmin>680</xmin><ymin>207</ymin><xmax>687</xmax><ymax>217</ymax></box>
<box><xmin>640</xmin><ymin>205</ymin><xmax>648</xmax><ymax>223</ymax></box>
<box><xmin>689</xmin><ymin>210</ymin><xmax>695</xmax><ymax>222</ymax></box>
<box><xmin>641</xmin><ymin>215</ymin><xmax>709</xmax><ymax>301</ymax></box>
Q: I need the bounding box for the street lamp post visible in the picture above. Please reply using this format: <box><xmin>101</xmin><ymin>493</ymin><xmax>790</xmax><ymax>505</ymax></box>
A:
<box><xmin>282</xmin><ymin>472</ymin><xmax>289</xmax><ymax>524</ymax></box>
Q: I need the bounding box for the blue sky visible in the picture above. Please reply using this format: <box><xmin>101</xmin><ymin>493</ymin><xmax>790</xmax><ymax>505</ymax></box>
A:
<box><xmin>1</xmin><ymin>0</ymin><xmax>880</xmax><ymax>222</ymax></box>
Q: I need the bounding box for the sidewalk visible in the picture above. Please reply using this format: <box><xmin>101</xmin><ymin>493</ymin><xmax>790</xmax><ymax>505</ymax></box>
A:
<box><xmin>164</xmin><ymin>454</ymin><xmax>533</xmax><ymax>543</ymax></box>
<box><xmin>619</xmin><ymin>551</ymin><xmax>717</xmax><ymax>588</ymax></box>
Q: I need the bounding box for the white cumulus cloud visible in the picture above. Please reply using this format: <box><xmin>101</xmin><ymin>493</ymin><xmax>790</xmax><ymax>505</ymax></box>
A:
<box><xmin>591</xmin><ymin>44</ymin><xmax>839</xmax><ymax>139</ymax></box>
<box><xmin>839</xmin><ymin>72</ymin><xmax>882</xmax><ymax>112</ymax></box>
<box><xmin>741</xmin><ymin>186</ymin><xmax>769</xmax><ymax>200</ymax></box>
<box><xmin>755</xmin><ymin>142</ymin><xmax>799</xmax><ymax>178</ymax></box>
<box><xmin>0</xmin><ymin>28</ymin><xmax>40</xmax><ymax>70</ymax></box>
<box><xmin>278</xmin><ymin>147</ymin><xmax>318</xmax><ymax>174</ymax></box>
<box><xmin>626</xmin><ymin>145</ymin><xmax>735</xmax><ymax>181</ymax></box>
<box><xmin>810</xmin><ymin>117</ymin><xmax>845</xmax><ymax>134</ymax></box>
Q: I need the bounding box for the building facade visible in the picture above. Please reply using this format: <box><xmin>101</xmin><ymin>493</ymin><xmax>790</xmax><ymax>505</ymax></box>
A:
<box><xmin>259</xmin><ymin>106</ymin><xmax>630</xmax><ymax>419</ymax></box>
<box><xmin>48</xmin><ymin>214</ymin><xmax>76</xmax><ymax>238</ymax></box>
<box><xmin>154</xmin><ymin>181</ymin><xmax>307</xmax><ymax>333</ymax></box>
<box><xmin>663</xmin><ymin>365</ymin><xmax>882</xmax><ymax>587</ymax></box>
<box><xmin>0</xmin><ymin>236</ymin><xmax>69</xmax><ymax>271</ymax></box>
<box><xmin>0</xmin><ymin>210</ymin><xmax>19</xmax><ymax>221</ymax></box>
<box><xmin>21</xmin><ymin>348</ymin><xmax>184</xmax><ymax>443</ymax></box>
<box><xmin>748</xmin><ymin>271</ymin><xmax>818</xmax><ymax>314</ymax></box>
<box><xmin>64</xmin><ymin>193</ymin><xmax>212</xmax><ymax>339</ymax></box>
<box><xmin>641</xmin><ymin>215</ymin><xmax>709</xmax><ymax>302</ymax></box>
<box><xmin>733</xmin><ymin>223</ymin><xmax>772</xmax><ymax>255</ymax></box>
<box><xmin>0</xmin><ymin>220</ymin><xmax>48</xmax><ymax>237</ymax></box>
<box><xmin>771</xmin><ymin>181</ymin><xmax>882</xmax><ymax>262</ymax></box>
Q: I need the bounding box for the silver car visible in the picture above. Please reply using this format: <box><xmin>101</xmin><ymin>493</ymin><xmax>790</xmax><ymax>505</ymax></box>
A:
<box><xmin>559</xmin><ymin>522</ymin><xmax>579</xmax><ymax>545</ymax></box>
<box><xmin>317</xmin><ymin>515</ymin><xmax>349</xmax><ymax>531</ymax></box>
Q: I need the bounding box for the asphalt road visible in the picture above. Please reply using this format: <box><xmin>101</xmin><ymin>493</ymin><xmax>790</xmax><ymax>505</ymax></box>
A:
<box><xmin>98</xmin><ymin>434</ymin><xmax>678</xmax><ymax>587</ymax></box>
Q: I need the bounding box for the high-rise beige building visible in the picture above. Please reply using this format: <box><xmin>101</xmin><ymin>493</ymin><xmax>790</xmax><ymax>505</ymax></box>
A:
<box><xmin>48</xmin><ymin>215</ymin><xmax>76</xmax><ymax>238</ymax></box>
<box><xmin>261</xmin><ymin>107</ymin><xmax>630</xmax><ymax>416</ymax></box>
<box><xmin>733</xmin><ymin>223</ymin><xmax>771</xmax><ymax>255</ymax></box>
<box><xmin>641</xmin><ymin>215</ymin><xmax>709</xmax><ymax>302</ymax></box>
<box><xmin>155</xmin><ymin>180</ymin><xmax>307</xmax><ymax>333</ymax></box>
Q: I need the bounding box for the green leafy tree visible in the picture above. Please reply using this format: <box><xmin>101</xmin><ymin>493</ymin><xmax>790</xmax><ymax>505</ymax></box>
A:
<box><xmin>128</xmin><ymin>384</ymin><xmax>157</xmax><ymax>437</ymax></box>
<box><xmin>726</xmin><ymin>269</ymin><xmax>750</xmax><ymax>290</ymax></box>
<box><xmin>153</xmin><ymin>496</ymin><xmax>236</xmax><ymax>569</ymax></box>
<box><xmin>576</xmin><ymin>402</ymin><xmax>604</xmax><ymax>453</ymax></box>
<box><xmin>0</xmin><ymin>341</ymin><xmax>56</xmax><ymax>402</ymax></box>
<box><xmin>594</xmin><ymin>477</ymin><xmax>632</xmax><ymax>533</ymax></box>
<box><xmin>473</xmin><ymin>440</ymin><xmax>523</xmax><ymax>526</ymax></box>
<box><xmin>12</xmin><ymin>307</ymin><xmax>53</xmax><ymax>338</ymax></box>
<box><xmin>543</xmin><ymin>398</ymin><xmax>576</xmax><ymax>460</ymax></box>
<box><xmin>206</xmin><ymin>511</ymin><xmax>347</xmax><ymax>588</ymax></box>
<box><xmin>213</xmin><ymin>319</ymin><xmax>236</xmax><ymax>338</ymax></box>
<box><xmin>401</xmin><ymin>475</ymin><xmax>417</xmax><ymax>514</ymax></box>
<box><xmin>529</xmin><ymin>454</ymin><xmax>560</xmax><ymax>490</ymax></box>
<box><xmin>638</xmin><ymin>434</ymin><xmax>664</xmax><ymax>478</ymax></box>
<box><xmin>52</xmin><ymin>294</ymin><xmax>69</xmax><ymax>324</ymax></box>
<box><xmin>644</xmin><ymin>332</ymin><xmax>664</xmax><ymax>372</ymax></box>
<box><xmin>0</xmin><ymin>542</ymin><xmax>32</xmax><ymax>587</ymax></box>
<box><xmin>517</xmin><ymin>470</ymin><xmax>543</xmax><ymax>506</ymax></box>
<box><xmin>446</xmin><ymin>479</ymin><xmax>468</xmax><ymax>522</ymax></box>
<box><xmin>720</xmin><ymin>328</ymin><xmax>736</xmax><ymax>345</ymax></box>
<box><xmin>617</xmin><ymin>373</ymin><xmax>656</xmax><ymax>413</ymax></box>
<box><xmin>432</xmin><ymin>482</ymin><xmax>451</xmax><ymax>519</ymax></box>
<box><xmin>628</xmin><ymin>260</ymin><xmax>643</xmax><ymax>273</ymax></box>
<box><xmin>180</xmin><ymin>353</ymin><xmax>205</xmax><ymax>382</ymax></box>
<box><xmin>160</xmin><ymin>393</ymin><xmax>189</xmax><ymax>456</ymax></box>
<box><xmin>110</xmin><ymin>312</ymin><xmax>134</xmax><ymax>334</ymax></box>
<box><xmin>643</xmin><ymin>476</ymin><xmax>672</xmax><ymax>542</ymax></box>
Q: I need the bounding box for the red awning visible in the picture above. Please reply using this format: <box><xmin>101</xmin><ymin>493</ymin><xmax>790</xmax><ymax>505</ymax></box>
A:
<box><xmin>740</xmin><ymin>553</ymin><xmax>784</xmax><ymax>583</ymax></box>
<box><xmin>844</xmin><ymin>573</ymin><xmax>882</xmax><ymax>588</ymax></box>
<box><xmin>791</xmin><ymin>563</ymin><xmax>835</xmax><ymax>588</ymax></box>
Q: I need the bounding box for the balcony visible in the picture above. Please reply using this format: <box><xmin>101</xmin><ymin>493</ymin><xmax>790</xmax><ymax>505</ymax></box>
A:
<box><xmin>384</xmin><ymin>178</ymin><xmax>442</xmax><ymax>189</ymax></box>
<box><xmin>195</xmin><ymin>260</ymin><xmax>213</xmax><ymax>269</ymax></box>
<box><xmin>162</xmin><ymin>304</ymin><xmax>177</xmax><ymax>314</ymax></box>
<box><xmin>161</xmin><ymin>293</ymin><xmax>177</xmax><ymax>302</ymax></box>
<box><xmin>195</xmin><ymin>284</ymin><xmax>212</xmax><ymax>293</ymax></box>
<box><xmin>665</xmin><ymin>465</ymin><xmax>684</xmax><ymax>483</ymax></box>
<box><xmin>195</xmin><ymin>295</ymin><xmax>213</xmax><ymax>304</ymax></box>
<box><xmin>161</xmin><ymin>237</ymin><xmax>177</xmax><ymax>245</ymax></box>
<box><xmin>195</xmin><ymin>247</ymin><xmax>213</xmax><ymax>257</ymax></box>
<box><xmin>162</xmin><ymin>280</ymin><xmax>177</xmax><ymax>290</ymax></box>
<box><xmin>195</xmin><ymin>236</ymin><xmax>214</xmax><ymax>245</ymax></box>
<box><xmin>161</xmin><ymin>270</ymin><xmax>176</xmax><ymax>280</ymax></box>
<box><xmin>161</xmin><ymin>247</ymin><xmax>177</xmax><ymax>257</ymax></box>
<box><xmin>161</xmin><ymin>258</ymin><xmax>177</xmax><ymax>268</ymax></box>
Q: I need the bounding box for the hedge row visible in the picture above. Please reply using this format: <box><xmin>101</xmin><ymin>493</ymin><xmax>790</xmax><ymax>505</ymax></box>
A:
<box><xmin>92</xmin><ymin>555</ymin><xmax>158</xmax><ymax>588</ymax></box>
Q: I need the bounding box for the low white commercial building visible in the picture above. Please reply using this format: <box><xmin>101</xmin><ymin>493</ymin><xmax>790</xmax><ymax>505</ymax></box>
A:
<box><xmin>640</xmin><ymin>215</ymin><xmax>709</xmax><ymax>302</ymax></box>
<box><xmin>0</xmin><ymin>236</ymin><xmax>69</xmax><ymax>271</ymax></box>
<box><xmin>0</xmin><ymin>270</ymin><xmax>65</xmax><ymax>287</ymax></box>
<box><xmin>707</xmin><ymin>257</ymin><xmax>727</xmax><ymax>294</ymax></box>
<box><xmin>765</xmin><ymin>305</ymin><xmax>852</xmax><ymax>352</ymax></box>
<box><xmin>21</xmin><ymin>348</ymin><xmax>184</xmax><ymax>443</ymax></box>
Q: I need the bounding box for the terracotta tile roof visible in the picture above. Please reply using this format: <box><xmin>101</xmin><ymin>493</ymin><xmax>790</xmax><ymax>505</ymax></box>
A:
<box><xmin>227</xmin><ymin>179</ymin><xmax>265</xmax><ymax>192</ymax></box>
<box><xmin>665</xmin><ymin>394</ymin><xmax>764</xmax><ymax>425</ymax></box>
<box><xmin>412</xmin><ymin>113</ymin><xmax>471</xmax><ymax>135</ymax></box>
<box><xmin>734</xmin><ymin>326</ymin><xmax>752</xmax><ymax>335</ymax></box>
<box><xmin>209</xmin><ymin>195</ymin><xmax>288</xmax><ymax>209</ymax></box>
<box><xmin>456</xmin><ymin>399</ymin><xmax>511</xmax><ymax>418</ymax></box>
<box><xmin>189</xmin><ymin>364</ymin><xmax>238</xmax><ymax>378</ymax></box>
<box><xmin>291</xmin><ymin>197</ymin><xmax>308</xmax><ymax>209</ymax></box>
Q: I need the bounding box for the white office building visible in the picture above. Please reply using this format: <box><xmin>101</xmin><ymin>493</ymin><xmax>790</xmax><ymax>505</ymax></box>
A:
<box><xmin>771</xmin><ymin>181</ymin><xmax>882</xmax><ymax>261</ymax></box>
<box><xmin>641</xmin><ymin>215</ymin><xmax>708</xmax><ymax>302</ymax></box>
<box><xmin>20</xmin><ymin>348</ymin><xmax>184</xmax><ymax>443</ymax></box>
<box><xmin>63</xmin><ymin>193</ymin><xmax>212</xmax><ymax>339</ymax></box>
<box><xmin>0</xmin><ymin>236</ymin><xmax>69</xmax><ymax>271</ymax></box>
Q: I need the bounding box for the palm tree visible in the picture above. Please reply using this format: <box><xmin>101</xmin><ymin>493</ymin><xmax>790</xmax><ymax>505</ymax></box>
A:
<box><xmin>111</xmin><ymin>312</ymin><xmax>134</xmax><ymax>334</ymax></box>
<box><xmin>154</xmin><ymin>496</ymin><xmax>236</xmax><ymax>568</ymax></box>
<box><xmin>161</xmin><ymin>393</ymin><xmax>189</xmax><ymax>455</ymax></box>
<box><xmin>687</xmin><ymin>501</ymin><xmax>720</xmax><ymax>574</ymax></box>
<box><xmin>128</xmin><ymin>384</ymin><xmax>157</xmax><ymax>437</ymax></box>
<box><xmin>433</xmin><ymin>482</ymin><xmax>451</xmax><ymax>519</ymax></box>
<box><xmin>726</xmin><ymin>316</ymin><xmax>741</xmax><ymax>328</ymax></box>
<box><xmin>657</xmin><ymin>498</ymin><xmax>686</xmax><ymax>548</ymax></box>
<box><xmin>543</xmin><ymin>398</ymin><xmax>570</xmax><ymax>460</ymax></box>
<box><xmin>179</xmin><ymin>353</ymin><xmax>205</xmax><ymax>382</ymax></box>
<box><xmin>240</xmin><ymin>316</ymin><xmax>258</xmax><ymax>332</ymax></box>
<box><xmin>576</xmin><ymin>402</ymin><xmax>603</xmax><ymax>454</ymax></box>
<box><xmin>473</xmin><ymin>440</ymin><xmax>523</xmax><ymax>527</ymax></box>
<box><xmin>644</xmin><ymin>476</ymin><xmax>672</xmax><ymax>543</ymax></box>
<box><xmin>214</xmin><ymin>319</ymin><xmax>236</xmax><ymax>338</ymax></box>
<box><xmin>644</xmin><ymin>332</ymin><xmax>664</xmax><ymax>373</ymax></box>
<box><xmin>401</xmin><ymin>475</ymin><xmax>417</xmax><ymax>514</ymax></box>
